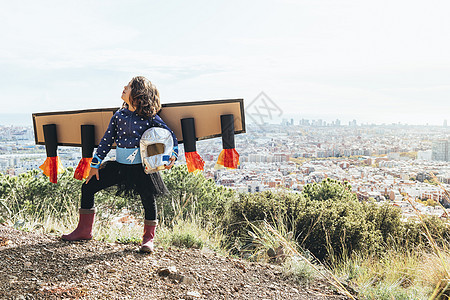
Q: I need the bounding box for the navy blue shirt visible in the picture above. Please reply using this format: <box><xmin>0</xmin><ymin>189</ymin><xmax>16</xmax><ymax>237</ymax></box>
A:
<box><xmin>96</xmin><ymin>107</ymin><xmax>178</xmax><ymax>160</ymax></box>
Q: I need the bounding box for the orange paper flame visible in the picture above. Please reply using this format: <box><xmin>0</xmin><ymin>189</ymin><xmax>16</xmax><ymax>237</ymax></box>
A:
<box><xmin>216</xmin><ymin>148</ymin><xmax>240</xmax><ymax>169</ymax></box>
<box><xmin>185</xmin><ymin>151</ymin><xmax>205</xmax><ymax>173</ymax></box>
<box><xmin>74</xmin><ymin>157</ymin><xmax>93</xmax><ymax>180</ymax></box>
<box><xmin>39</xmin><ymin>156</ymin><xmax>64</xmax><ymax>184</ymax></box>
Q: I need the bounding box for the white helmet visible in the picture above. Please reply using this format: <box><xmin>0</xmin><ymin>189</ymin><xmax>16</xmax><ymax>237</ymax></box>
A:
<box><xmin>140</xmin><ymin>127</ymin><xmax>174</xmax><ymax>174</ymax></box>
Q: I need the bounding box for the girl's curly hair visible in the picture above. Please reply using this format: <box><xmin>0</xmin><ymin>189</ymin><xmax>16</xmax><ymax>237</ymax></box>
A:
<box><xmin>125</xmin><ymin>76</ymin><xmax>161</xmax><ymax>118</ymax></box>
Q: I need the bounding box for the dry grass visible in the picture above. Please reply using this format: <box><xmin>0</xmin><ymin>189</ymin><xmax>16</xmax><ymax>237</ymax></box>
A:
<box><xmin>404</xmin><ymin>173</ymin><xmax>450</xmax><ymax>299</ymax></box>
<box><xmin>333</xmin><ymin>247</ymin><xmax>431</xmax><ymax>299</ymax></box>
<box><xmin>244</xmin><ymin>218</ymin><xmax>357</xmax><ymax>299</ymax></box>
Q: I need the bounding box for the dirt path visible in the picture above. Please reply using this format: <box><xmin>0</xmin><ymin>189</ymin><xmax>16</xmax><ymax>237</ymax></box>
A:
<box><xmin>0</xmin><ymin>224</ymin><xmax>348</xmax><ymax>299</ymax></box>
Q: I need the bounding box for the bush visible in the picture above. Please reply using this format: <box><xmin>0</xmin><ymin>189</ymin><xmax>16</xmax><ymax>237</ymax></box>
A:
<box><xmin>400</xmin><ymin>216</ymin><xmax>450</xmax><ymax>249</ymax></box>
<box><xmin>364</xmin><ymin>202</ymin><xmax>403</xmax><ymax>245</ymax></box>
<box><xmin>159</xmin><ymin>165</ymin><xmax>235</xmax><ymax>226</ymax></box>
<box><xmin>223</xmin><ymin>191</ymin><xmax>304</xmax><ymax>250</ymax></box>
<box><xmin>295</xmin><ymin>198</ymin><xmax>383</xmax><ymax>261</ymax></box>
<box><xmin>0</xmin><ymin>165</ymin><xmax>235</xmax><ymax>226</ymax></box>
<box><xmin>222</xmin><ymin>179</ymin><xmax>441</xmax><ymax>261</ymax></box>
<box><xmin>0</xmin><ymin>168</ymin><xmax>138</xmax><ymax>223</ymax></box>
<box><xmin>0</xmin><ymin>169</ymin><xmax>82</xmax><ymax>220</ymax></box>
<box><xmin>302</xmin><ymin>178</ymin><xmax>355</xmax><ymax>202</ymax></box>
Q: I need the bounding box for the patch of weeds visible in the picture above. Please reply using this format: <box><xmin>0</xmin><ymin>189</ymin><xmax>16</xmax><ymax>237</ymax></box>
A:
<box><xmin>282</xmin><ymin>256</ymin><xmax>316</xmax><ymax>286</ymax></box>
<box><xmin>169</xmin><ymin>232</ymin><xmax>203</xmax><ymax>249</ymax></box>
<box><xmin>116</xmin><ymin>236</ymin><xmax>141</xmax><ymax>245</ymax></box>
<box><xmin>362</xmin><ymin>282</ymin><xmax>429</xmax><ymax>300</ymax></box>
<box><xmin>94</xmin><ymin>220</ymin><xmax>142</xmax><ymax>244</ymax></box>
<box><xmin>157</xmin><ymin>219</ymin><xmax>226</xmax><ymax>254</ymax></box>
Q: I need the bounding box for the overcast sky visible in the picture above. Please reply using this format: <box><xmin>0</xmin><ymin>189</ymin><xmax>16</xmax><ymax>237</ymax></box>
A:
<box><xmin>1</xmin><ymin>0</ymin><xmax>450</xmax><ymax>125</ymax></box>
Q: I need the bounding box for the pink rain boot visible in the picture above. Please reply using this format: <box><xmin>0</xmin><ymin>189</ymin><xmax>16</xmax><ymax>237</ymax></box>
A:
<box><xmin>140</xmin><ymin>220</ymin><xmax>157</xmax><ymax>253</ymax></box>
<box><xmin>61</xmin><ymin>208</ymin><xmax>95</xmax><ymax>241</ymax></box>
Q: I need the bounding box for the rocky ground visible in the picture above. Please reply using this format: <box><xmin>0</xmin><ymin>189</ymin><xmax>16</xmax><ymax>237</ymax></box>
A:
<box><xmin>0</xmin><ymin>224</ymin><xmax>349</xmax><ymax>299</ymax></box>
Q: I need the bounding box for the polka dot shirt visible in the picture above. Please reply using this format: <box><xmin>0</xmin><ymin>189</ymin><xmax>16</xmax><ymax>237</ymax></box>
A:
<box><xmin>95</xmin><ymin>108</ymin><xmax>178</xmax><ymax>160</ymax></box>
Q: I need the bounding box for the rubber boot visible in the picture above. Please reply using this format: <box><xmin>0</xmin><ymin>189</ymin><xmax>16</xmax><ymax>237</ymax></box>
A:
<box><xmin>61</xmin><ymin>208</ymin><xmax>95</xmax><ymax>241</ymax></box>
<box><xmin>140</xmin><ymin>220</ymin><xmax>157</xmax><ymax>253</ymax></box>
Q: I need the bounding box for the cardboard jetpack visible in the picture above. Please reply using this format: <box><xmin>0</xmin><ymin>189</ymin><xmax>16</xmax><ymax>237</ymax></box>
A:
<box><xmin>32</xmin><ymin>99</ymin><xmax>245</xmax><ymax>183</ymax></box>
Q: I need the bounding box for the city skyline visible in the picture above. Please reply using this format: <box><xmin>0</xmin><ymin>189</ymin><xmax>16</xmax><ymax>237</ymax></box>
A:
<box><xmin>1</xmin><ymin>1</ymin><xmax>450</xmax><ymax>125</ymax></box>
<box><xmin>0</xmin><ymin>112</ymin><xmax>449</xmax><ymax>128</ymax></box>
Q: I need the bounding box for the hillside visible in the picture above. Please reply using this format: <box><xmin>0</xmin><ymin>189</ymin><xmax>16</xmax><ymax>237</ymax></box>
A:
<box><xmin>0</xmin><ymin>224</ymin><xmax>347</xmax><ymax>299</ymax></box>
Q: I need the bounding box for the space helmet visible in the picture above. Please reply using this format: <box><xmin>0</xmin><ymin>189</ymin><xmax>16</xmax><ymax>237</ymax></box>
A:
<box><xmin>140</xmin><ymin>127</ymin><xmax>174</xmax><ymax>174</ymax></box>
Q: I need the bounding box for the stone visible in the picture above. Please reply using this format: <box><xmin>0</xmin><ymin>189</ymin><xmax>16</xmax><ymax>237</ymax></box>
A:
<box><xmin>157</xmin><ymin>266</ymin><xmax>177</xmax><ymax>277</ymax></box>
<box><xmin>267</xmin><ymin>248</ymin><xmax>276</xmax><ymax>258</ymax></box>
<box><xmin>180</xmin><ymin>275</ymin><xmax>195</xmax><ymax>285</ymax></box>
<box><xmin>186</xmin><ymin>291</ymin><xmax>201</xmax><ymax>298</ymax></box>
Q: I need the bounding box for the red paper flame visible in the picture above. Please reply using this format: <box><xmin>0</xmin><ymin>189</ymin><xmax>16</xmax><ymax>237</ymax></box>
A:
<box><xmin>216</xmin><ymin>148</ymin><xmax>240</xmax><ymax>169</ymax></box>
<box><xmin>39</xmin><ymin>156</ymin><xmax>63</xmax><ymax>184</ymax></box>
<box><xmin>74</xmin><ymin>157</ymin><xmax>93</xmax><ymax>180</ymax></box>
<box><xmin>185</xmin><ymin>151</ymin><xmax>205</xmax><ymax>173</ymax></box>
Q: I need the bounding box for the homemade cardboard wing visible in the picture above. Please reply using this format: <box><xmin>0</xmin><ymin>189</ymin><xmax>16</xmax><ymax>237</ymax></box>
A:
<box><xmin>33</xmin><ymin>99</ymin><xmax>245</xmax><ymax>182</ymax></box>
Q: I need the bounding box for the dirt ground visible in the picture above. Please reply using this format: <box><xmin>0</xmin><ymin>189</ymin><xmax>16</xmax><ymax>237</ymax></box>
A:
<box><xmin>0</xmin><ymin>224</ymin><xmax>349</xmax><ymax>299</ymax></box>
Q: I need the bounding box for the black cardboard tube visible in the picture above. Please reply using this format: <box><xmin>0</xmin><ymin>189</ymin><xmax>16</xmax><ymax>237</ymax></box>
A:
<box><xmin>81</xmin><ymin>125</ymin><xmax>95</xmax><ymax>158</ymax></box>
<box><xmin>181</xmin><ymin>118</ymin><xmax>197</xmax><ymax>153</ymax></box>
<box><xmin>221</xmin><ymin>114</ymin><xmax>235</xmax><ymax>149</ymax></box>
<box><xmin>43</xmin><ymin>124</ymin><xmax>57</xmax><ymax>157</ymax></box>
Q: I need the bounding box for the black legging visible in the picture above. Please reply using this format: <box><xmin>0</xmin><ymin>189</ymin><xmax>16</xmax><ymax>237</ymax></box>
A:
<box><xmin>80</xmin><ymin>162</ymin><xmax>157</xmax><ymax>221</ymax></box>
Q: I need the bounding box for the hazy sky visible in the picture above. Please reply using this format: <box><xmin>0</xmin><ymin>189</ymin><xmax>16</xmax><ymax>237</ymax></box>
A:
<box><xmin>1</xmin><ymin>0</ymin><xmax>450</xmax><ymax>125</ymax></box>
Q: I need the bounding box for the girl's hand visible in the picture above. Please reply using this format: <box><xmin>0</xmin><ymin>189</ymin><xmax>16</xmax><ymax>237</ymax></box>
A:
<box><xmin>165</xmin><ymin>156</ymin><xmax>176</xmax><ymax>169</ymax></box>
<box><xmin>86</xmin><ymin>168</ymin><xmax>99</xmax><ymax>184</ymax></box>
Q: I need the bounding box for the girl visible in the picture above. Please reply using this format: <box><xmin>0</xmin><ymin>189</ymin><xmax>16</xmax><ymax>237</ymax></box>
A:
<box><xmin>62</xmin><ymin>76</ymin><xmax>178</xmax><ymax>253</ymax></box>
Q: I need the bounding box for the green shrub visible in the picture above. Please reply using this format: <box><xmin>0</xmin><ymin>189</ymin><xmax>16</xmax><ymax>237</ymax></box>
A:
<box><xmin>159</xmin><ymin>165</ymin><xmax>235</xmax><ymax>225</ymax></box>
<box><xmin>0</xmin><ymin>168</ymin><xmax>139</xmax><ymax>223</ymax></box>
<box><xmin>222</xmin><ymin>190</ymin><xmax>304</xmax><ymax>251</ymax></box>
<box><xmin>399</xmin><ymin>216</ymin><xmax>450</xmax><ymax>249</ymax></box>
<box><xmin>302</xmin><ymin>178</ymin><xmax>355</xmax><ymax>202</ymax></box>
<box><xmin>295</xmin><ymin>198</ymin><xmax>383</xmax><ymax>261</ymax></box>
<box><xmin>298</xmin><ymin>180</ymin><xmax>385</xmax><ymax>260</ymax></box>
<box><xmin>0</xmin><ymin>165</ymin><xmax>235</xmax><ymax>226</ymax></box>
<box><xmin>364</xmin><ymin>202</ymin><xmax>403</xmax><ymax>245</ymax></box>
<box><xmin>223</xmin><ymin>179</ymin><xmax>430</xmax><ymax>261</ymax></box>
<box><xmin>0</xmin><ymin>169</ymin><xmax>82</xmax><ymax>220</ymax></box>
